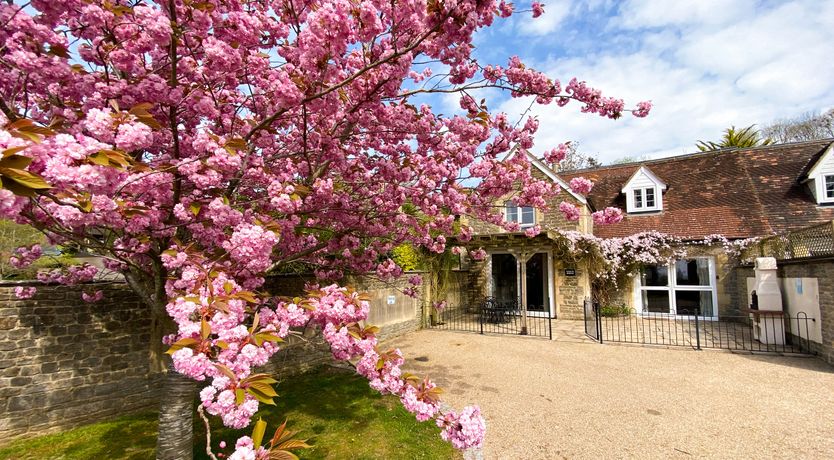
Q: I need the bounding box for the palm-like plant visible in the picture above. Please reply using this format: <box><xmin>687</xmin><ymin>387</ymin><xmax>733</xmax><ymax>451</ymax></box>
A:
<box><xmin>696</xmin><ymin>125</ymin><xmax>774</xmax><ymax>152</ymax></box>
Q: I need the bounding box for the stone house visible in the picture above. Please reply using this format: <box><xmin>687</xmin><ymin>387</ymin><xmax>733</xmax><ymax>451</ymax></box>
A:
<box><xmin>459</xmin><ymin>149</ymin><xmax>594</xmax><ymax>320</ymax></box>
<box><xmin>460</xmin><ymin>139</ymin><xmax>834</xmax><ymax>321</ymax></box>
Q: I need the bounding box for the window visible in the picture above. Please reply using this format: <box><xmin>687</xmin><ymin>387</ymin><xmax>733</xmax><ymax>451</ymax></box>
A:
<box><xmin>636</xmin><ymin>257</ymin><xmax>716</xmax><ymax>317</ymax></box>
<box><xmin>506</xmin><ymin>201</ymin><xmax>535</xmax><ymax>228</ymax></box>
<box><xmin>825</xmin><ymin>175</ymin><xmax>834</xmax><ymax>200</ymax></box>
<box><xmin>633</xmin><ymin>187</ymin><xmax>656</xmax><ymax>210</ymax></box>
<box><xmin>622</xmin><ymin>166</ymin><xmax>666</xmax><ymax>213</ymax></box>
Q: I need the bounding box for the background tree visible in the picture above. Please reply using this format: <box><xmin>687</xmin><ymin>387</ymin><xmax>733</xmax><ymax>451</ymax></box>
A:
<box><xmin>0</xmin><ymin>1</ymin><xmax>649</xmax><ymax>458</ymax></box>
<box><xmin>695</xmin><ymin>125</ymin><xmax>773</xmax><ymax>151</ymax></box>
<box><xmin>550</xmin><ymin>142</ymin><xmax>601</xmax><ymax>171</ymax></box>
<box><xmin>761</xmin><ymin>109</ymin><xmax>834</xmax><ymax>143</ymax></box>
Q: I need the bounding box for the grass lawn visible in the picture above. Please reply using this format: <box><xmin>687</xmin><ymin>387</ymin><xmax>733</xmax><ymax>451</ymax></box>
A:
<box><xmin>0</xmin><ymin>367</ymin><xmax>460</xmax><ymax>460</ymax></box>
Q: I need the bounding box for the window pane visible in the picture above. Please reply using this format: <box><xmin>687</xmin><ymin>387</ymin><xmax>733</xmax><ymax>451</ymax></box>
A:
<box><xmin>826</xmin><ymin>175</ymin><xmax>834</xmax><ymax>198</ymax></box>
<box><xmin>506</xmin><ymin>201</ymin><xmax>518</xmax><ymax>222</ymax></box>
<box><xmin>674</xmin><ymin>290</ymin><xmax>714</xmax><ymax>316</ymax></box>
<box><xmin>491</xmin><ymin>254</ymin><xmax>518</xmax><ymax>304</ymax></box>
<box><xmin>634</xmin><ymin>189</ymin><xmax>643</xmax><ymax>208</ymax></box>
<box><xmin>642</xmin><ymin>290</ymin><xmax>670</xmax><ymax>313</ymax></box>
<box><xmin>640</xmin><ymin>264</ymin><xmax>668</xmax><ymax>286</ymax></box>
<box><xmin>675</xmin><ymin>259</ymin><xmax>710</xmax><ymax>286</ymax></box>
<box><xmin>521</xmin><ymin>207</ymin><xmax>535</xmax><ymax>225</ymax></box>
<box><xmin>645</xmin><ymin>188</ymin><xmax>655</xmax><ymax>207</ymax></box>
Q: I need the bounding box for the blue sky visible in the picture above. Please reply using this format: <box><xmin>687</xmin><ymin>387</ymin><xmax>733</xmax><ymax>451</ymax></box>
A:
<box><xmin>460</xmin><ymin>0</ymin><xmax>834</xmax><ymax>163</ymax></box>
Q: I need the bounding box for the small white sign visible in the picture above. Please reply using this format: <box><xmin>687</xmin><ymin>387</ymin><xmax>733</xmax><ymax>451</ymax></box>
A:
<box><xmin>387</xmin><ymin>295</ymin><xmax>396</xmax><ymax>305</ymax></box>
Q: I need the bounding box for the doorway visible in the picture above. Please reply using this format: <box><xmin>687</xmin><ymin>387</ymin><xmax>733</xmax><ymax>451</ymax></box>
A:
<box><xmin>489</xmin><ymin>252</ymin><xmax>553</xmax><ymax>317</ymax></box>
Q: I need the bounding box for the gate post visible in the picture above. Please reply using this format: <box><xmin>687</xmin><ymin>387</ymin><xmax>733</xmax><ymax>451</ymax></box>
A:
<box><xmin>595</xmin><ymin>302</ymin><xmax>603</xmax><ymax>344</ymax></box>
<box><xmin>694</xmin><ymin>307</ymin><xmax>701</xmax><ymax>350</ymax></box>
<box><xmin>479</xmin><ymin>302</ymin><xmax>484</xmax><ymax>335</ymax></box>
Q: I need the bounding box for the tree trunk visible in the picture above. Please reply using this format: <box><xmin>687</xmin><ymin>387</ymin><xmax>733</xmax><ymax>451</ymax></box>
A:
<box><xmin>125</xmin><ymin>269</ymin><xmax>198</xmax><ymax>460</ymax></box>
<box><xmin>156</xmin><ymin>362</ymin><xmax>198</xmax><ymax>460</ymax></box>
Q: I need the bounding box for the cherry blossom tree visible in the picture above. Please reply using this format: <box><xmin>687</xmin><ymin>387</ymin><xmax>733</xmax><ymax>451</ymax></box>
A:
<box><xmin>0</xmin><ymin>0</ymin><xmax>650</xmax><ymax>458</ymax></box>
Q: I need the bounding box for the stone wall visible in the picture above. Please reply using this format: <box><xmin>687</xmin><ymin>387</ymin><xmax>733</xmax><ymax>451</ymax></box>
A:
<box><xmin>0</xmin><ymin>273</ymin><xmax>429</xmax><ymax>443</ymax></box>
<box><xmin>731</xmin><ymin>260</ymin><xmax>834</xmax><ymax>365</ymax></box>
<box><xmin>261</xmin><ymin>273</ymin><xmax>427</xmax><ymax>376</ymax></box>
<box><xmin>0</xmin><ymin>281</ymin><xmax>158</xmax><ymax>441</ymax></box>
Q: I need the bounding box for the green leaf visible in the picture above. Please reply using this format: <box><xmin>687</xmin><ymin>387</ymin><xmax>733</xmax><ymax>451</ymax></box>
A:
<box><xmin>165</xmin><ymin>337</ymin><xmax>199</xmax><ymax>355</ymax></box>
<box><xmin>256</xmin><ymin>332</ymin><xmax>284</xmax><ymax>344</ymax></box>
<box><xmin>246</xmin><ymin>387</ymin><xmax>276</xmax><ymax>405</ymax></box>
<box><xmin>214</xmin><ymin>364</ymin><xmax>237</xmax><ymax>383</ymax></box>
<box><xmin>0</xmin><ymin>167</ymin><xmax>52</xmax><ymax>190</ymax></box>
<box><xmin>2</xmin><ymin>146</ymin><xmax>28</xmax><ymax>157</ymax></box>
<box><xmin>252</xmin><ymin>418</ymin><xmax>267</xmax><ymax>448</ymax></box>
<box><xmin>0</xmin><ymin>155</ymin><xmax>33</xmax><ymax>169</ymax></box>
<box><xmin>248</xmin><ymin>381</ymin><xmax>278</xmax><ymax>398</ymax></box>
<box><xmin>235</xmin><ymin>388</ymin><xmax>246</xmax><ymax>405</ymax></box>
<box><xmin>200</xmin><ymin>318</ymin><xmax>210</xmax><ymax>340</ymax></box>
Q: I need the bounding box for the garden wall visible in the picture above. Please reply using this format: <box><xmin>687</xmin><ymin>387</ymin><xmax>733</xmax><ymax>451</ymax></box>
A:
<box><xmin>0</xmin><ymin>281</ymin><xmax>158</xmax><ymax>441</ymax></box>
<box><xmin>732</xmin><ymin>260</ymin><xmax>834</xmax><ymax>365</ymax></box>
<box><xmin>0</xmin><ymin>274</ymin><xmax>428</xmax><ymax>442</ymax></box>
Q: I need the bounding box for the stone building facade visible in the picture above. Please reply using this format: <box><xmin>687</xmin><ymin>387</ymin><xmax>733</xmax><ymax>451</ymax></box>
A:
<box><xmin>457</xmin><ymin>150</ymin><xmax>594</xmax><ymax>320</ymax></box>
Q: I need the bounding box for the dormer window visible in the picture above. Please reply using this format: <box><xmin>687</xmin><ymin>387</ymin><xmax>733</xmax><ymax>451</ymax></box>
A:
<box><xmin>804</xmin><ymin>145</ymin><xmax>834</xmax><ymax>205</ymax></box>
<box><xmin>825</xmin><ymin>175</ymin><xmax>834</xmax><ymax>201</ymax></box>
<box><xmin>506</xmin><ymin>201</ymin><xmax>535</xmax><ymax>228</ymax></box>
<box><xmin>622</xmin><ymin>166</ymin><xmax>666</xmax><ymax>214</ymax></box>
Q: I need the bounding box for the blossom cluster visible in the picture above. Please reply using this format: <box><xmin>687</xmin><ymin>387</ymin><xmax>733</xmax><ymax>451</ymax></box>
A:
<box><xmin>9</xmin><ymin>244</ymin><xmax>41</xmax><ymax>268</ymax></box>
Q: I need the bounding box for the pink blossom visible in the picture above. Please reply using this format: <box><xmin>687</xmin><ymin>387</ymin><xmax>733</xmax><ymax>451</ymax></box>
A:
<box><xmin>470</xmin><ymin>248</ymin><xmax>487</xmax><ymax>261</ymax></box>
<box><xmin>14</xmin><ymin>286</ymin><xmax>37</xmax><ymax>299</ymax></box>
<box><xmin>524</xmin><ymin>225</ymin><xmax>541</xmax><ymax>237</ymax></box>
<box><xmin>634</xmin><ymin>100</ymin><xmax>653</xmax><ymax>118</ymax></box>
<box><xmin>532</xmin><ymin>2</ymin><xmax>545</xmax><ymax>18</ymax></box>
<box><xmin>569</xmin><ymin>177</ymin><xmax>594</xmax><ymax>195</ymax></box>
<box><xmin>81</xmin><ymin>290</ymin><xmax>104</xmax><ymax>303</ymax></box>
<box><xmin>437</xmin><ymin>406</ymin><xmax>487</xmax><ymax>449</ymax></box>
<box><xmin>559</xmin><ymin>201</ymin><xmax>581</xmax><ymax>221</ymax></box>
<box><xmin>592</xmin><ymin>207</ymin><xmax>624</xmax><ymax>225</ymax></box>
<box><xmin>544</xmin><ymin>143</ymin><xmax>570</xmax><ymax>164</ymax></box>
<box><xmin>10</xmin><ymin>244</ymin><xmax>41</xmax><ymax>268</ymax></box>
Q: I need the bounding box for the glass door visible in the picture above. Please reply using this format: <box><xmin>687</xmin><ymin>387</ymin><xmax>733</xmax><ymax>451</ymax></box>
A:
<box><xmin>637</xmin><ymin>257</ymin><xmax>717</xmax><ymax>318</ymax></box>
<box><xmin>525</xmin><ymin>253</ymin><xmax>549</xmax><ymax>313</ymax></box>
<box><xmin>489</xmin><ymin>252</ymin><xmax>552</xmax><ymax>317</ymax></box>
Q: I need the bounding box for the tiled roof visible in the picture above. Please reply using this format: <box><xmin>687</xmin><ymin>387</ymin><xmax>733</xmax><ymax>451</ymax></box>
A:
<box><xmin>559</xmin><ymin>139</ymin><xmax>834</xmax><ymax>239</ymax></box>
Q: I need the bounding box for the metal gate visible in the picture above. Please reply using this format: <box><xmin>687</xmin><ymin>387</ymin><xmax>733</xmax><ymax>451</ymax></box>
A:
<box><xmin>429</xmin><ymin>300</ymin><xmax>552</xmax><ymax>339</ymax></box>
<box><xmin>585</xmin><ymin>306</ymin><xmax>816</xmax><ymax>354</ymax></box>
<box><xmin>583</xmin><ymin>299</ymin><xmax>600</xmax><ymax>342</ymax></box>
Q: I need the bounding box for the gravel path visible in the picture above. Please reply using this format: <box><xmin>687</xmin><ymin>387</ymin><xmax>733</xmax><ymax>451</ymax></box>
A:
<box><xmin>386</xmin><ymin>321</ymin><xmax>834</xmax><ymax>459</ymax></box>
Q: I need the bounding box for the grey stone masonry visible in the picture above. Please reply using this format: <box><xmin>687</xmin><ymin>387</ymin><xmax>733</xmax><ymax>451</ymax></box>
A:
<box><xmin>0</xmin><ymin>281</ymin><xmax>159</xmax><ymax>441</ymax></box>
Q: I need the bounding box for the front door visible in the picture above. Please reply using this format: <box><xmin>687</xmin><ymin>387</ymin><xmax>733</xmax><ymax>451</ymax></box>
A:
<box><xmin>490</xmin><ymin>252</ymin><xmax>552</xmax><ymax>317</ymax></box>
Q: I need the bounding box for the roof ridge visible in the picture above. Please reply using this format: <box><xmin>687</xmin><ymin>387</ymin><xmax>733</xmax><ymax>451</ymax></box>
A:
<box><xmin>561</xmin><ymin>138</ymin><xmax>834</xmax><ymax>174</ymax></box>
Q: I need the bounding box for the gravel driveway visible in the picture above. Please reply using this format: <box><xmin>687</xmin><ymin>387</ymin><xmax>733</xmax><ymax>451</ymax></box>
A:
<box><xmin>386</xmin><ymin>322</ymin><xmax>834</xmax><ymax>459</ymax></box>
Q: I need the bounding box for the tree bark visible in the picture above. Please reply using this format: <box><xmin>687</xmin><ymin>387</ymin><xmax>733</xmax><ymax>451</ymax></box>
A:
<box><xmin>156</xmin><ymin>362</ymin><xmax>198</xmax><ymax>460</ymax></box>
<box><xmin>125</xmin><ymin>269</ymin><xmax>198</xmax><ymax>459</ymax></box>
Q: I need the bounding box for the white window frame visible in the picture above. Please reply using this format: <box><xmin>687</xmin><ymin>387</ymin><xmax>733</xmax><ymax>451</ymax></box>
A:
<box><xmin>824</xmin><ymin>174</ymin><xmax>834</xmax><ymax>202</ymax></box>
<box><xmin>631</xmin><ymin>186</ymin><xmax>658</xmax><ymax>211</ymax></box>
<box><xmin>505</xmin><ymin>201</ymin><xmax>536</xmax><ymax>228</ymax></box>
<box><xmin>633</xmin><ymin>256</ymin><xmax>718</xmax><ymax>320</ymax></box>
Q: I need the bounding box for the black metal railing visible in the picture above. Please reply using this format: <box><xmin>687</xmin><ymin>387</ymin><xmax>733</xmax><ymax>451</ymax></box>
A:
<box><xmin>586</xmin><ymin>306</ymin><xmax>815</xmax><ymax>354</ymax></box>
<box><xmin>583</xmin><ymin>299</ymin><xmax>600</xmax><ymax>342</ymax></box>
<box><xmin>429</xmin><ymin>298</ymin><xmax>552</xmax><ymax>339</ymax></box>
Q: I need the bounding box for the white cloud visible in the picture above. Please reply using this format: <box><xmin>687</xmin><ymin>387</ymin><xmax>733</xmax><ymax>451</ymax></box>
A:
<box><xmin>517</xmin><ymin>1</ymin><xmax>573</xmax><ymax>36</ymax></box>
<box><xmin>496</xmin><ymin>0</ymin><xmax>834</xmax><ymax>163</ymax></box>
